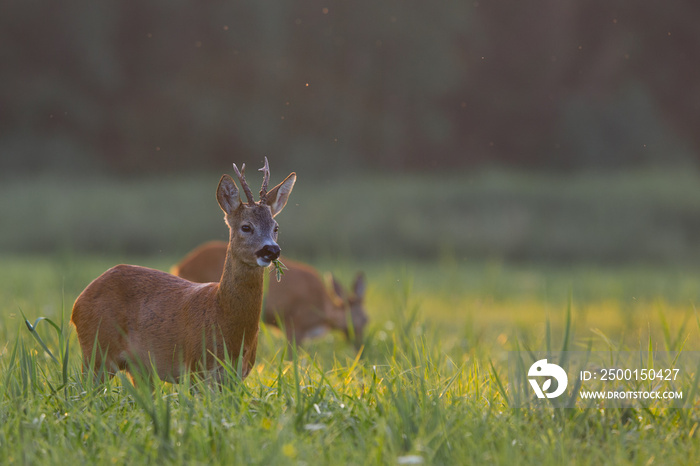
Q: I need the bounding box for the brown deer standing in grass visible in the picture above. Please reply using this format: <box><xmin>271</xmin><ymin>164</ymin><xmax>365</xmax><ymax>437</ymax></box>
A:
<box><xmin>71</xmin><ymin>158</ymin><xmax>295</xmax><ymax>382</ymax></box>
<box><xmin>172</xmin><ymin>244</ymin><xmax>368</xmax><ymax>349</ymax></box>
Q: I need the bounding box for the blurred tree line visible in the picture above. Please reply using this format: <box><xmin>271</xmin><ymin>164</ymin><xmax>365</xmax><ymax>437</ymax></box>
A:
<box><xmin>1</xmin><ymin>0</ymin><xmax>699</xmax><ymax>176</ymax></box>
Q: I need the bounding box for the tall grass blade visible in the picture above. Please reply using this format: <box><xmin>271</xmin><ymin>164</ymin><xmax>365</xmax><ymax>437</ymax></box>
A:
<box><xmin>3</xmin><ymin>333</ymin><xmax>21</xmax><ymax>397</ymax></box>
<box><xmin>488</xmin><ymin>359</ymin><xmax>509</xmax><ymax>407</ymax></box>
<box><xmin>683</xmin><ymin>360</ymin><xmax>700</xmax><ymax>410</ymax></box>
<box><xmin>561</xmin><ymin>293</ymin><xmax>572</xmax><ymax>353</ymax></box>
<box><xmin>62</xmin><ymin>337</ymin><xmax>70</xmax><ymax>388</ymax></box>
<box><xmin>559</xmin><ymin>292</ymin><xmax>573</xmax><ymax>369</ymax></box>
<box><xmin>657</xmin><ymin>304</ymin><xmax>672</xmax><ymax>352</ymax></box>
<box><xmin>648</xmin><ymin>325</ymin><xmax>654</xmax><ymax>370</ymax></box>
<box><xmin>19</xmin><ymin>307</ymin><xmax>60</xmax><ymax>363</ymax></box>
<box><xmin>590</xmin><ymin>328</ymin><xmax>616</xmax><ymax>351</ymax></box>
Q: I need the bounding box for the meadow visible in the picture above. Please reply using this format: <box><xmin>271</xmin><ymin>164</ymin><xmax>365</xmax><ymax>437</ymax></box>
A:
<box><xmin>1</xmin><ymin>254</ymin><xmax>699</xmax><ymax>465</ymax></box>
<box><xmin>1</xmin><ymin>170</ymin><xmax>700</xmax><ymax>464</ymax></box>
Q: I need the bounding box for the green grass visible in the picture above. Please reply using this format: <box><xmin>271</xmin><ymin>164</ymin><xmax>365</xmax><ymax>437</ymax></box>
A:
<box><xmin>1</xmin><ymin>255</ymin><xmax>699</xmax><ymax>465</ymax></box>
<box><xmin>6</xmin><ymin>168</ymin><xmax>700</xmax><ymax>263</ymax></box>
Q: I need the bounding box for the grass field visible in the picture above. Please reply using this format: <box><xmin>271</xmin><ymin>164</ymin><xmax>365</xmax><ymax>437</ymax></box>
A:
<box><xmin>2</xmin><ymin>170</ymin><xmax>700</xmax><ymax>464</ymax></box>
<box><xmin>1</xmin><ymin>253</ymin><xmax>699</xmax><ymax>465</ymax></box>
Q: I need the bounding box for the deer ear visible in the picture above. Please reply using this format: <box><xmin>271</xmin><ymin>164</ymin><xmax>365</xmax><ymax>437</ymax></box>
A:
<box><xmin>325</xmin><ymin>272</ymin><xmax>346</xmax><ymax>308</ymax></box>
<box><xmin>217</xmin><ymin>174</ymin><xmax>241</xmax><ymax>215</ymax></box>
<box><xmin>331</xmin><ymin>273</ymin><xmax>347</xmax><ymax>299</ymax></box>
<box><xmin>353</xmin><ymin>273</ymin><xmax>366</xmax><ymax>299</ymax></box>
<box><xmin>265</xmin><ymin>172</ymin><xmax>296</xmax><ymax>217</ymax></box>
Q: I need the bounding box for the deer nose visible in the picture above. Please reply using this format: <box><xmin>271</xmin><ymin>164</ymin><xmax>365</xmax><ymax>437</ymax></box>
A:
<box><xmin>256</xmin><ymin>244</ymin><xmax>281</xmax><ymax>262</ymax></box>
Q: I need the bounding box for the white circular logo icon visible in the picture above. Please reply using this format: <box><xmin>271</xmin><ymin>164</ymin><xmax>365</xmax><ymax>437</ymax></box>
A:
<box><xmin>528</xmin><ymin>359</ymin><xmax>568</xmax><ymax>399</ymax></box>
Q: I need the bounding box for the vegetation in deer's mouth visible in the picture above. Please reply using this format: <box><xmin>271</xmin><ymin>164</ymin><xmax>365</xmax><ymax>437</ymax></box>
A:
<box><xmin>272</xmin><ymin>258</ymin><xmax>287</xmax><ymax>282</ymax></box>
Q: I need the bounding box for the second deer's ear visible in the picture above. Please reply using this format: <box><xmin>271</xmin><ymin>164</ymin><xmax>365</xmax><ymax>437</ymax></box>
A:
<box><xmin>325</xmin><ymin>272</ymin><xmax>346</xmax><ymax>308</ymax></box>
<box><xmin>265</xmin><ymin>173</ymin><xmax>296</xmax><ymax>217</ymax></box>
<box><xmin>217</xmin><ymin>174</ymin><xmax>241</xmax><ymax>215</ymax></box>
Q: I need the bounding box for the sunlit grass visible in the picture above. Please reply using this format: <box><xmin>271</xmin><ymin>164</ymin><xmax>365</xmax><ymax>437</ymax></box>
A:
<box><xmin>1</xmin><ymin>255</ymin><xmax>699</xmax><ymax>464</ymax></box>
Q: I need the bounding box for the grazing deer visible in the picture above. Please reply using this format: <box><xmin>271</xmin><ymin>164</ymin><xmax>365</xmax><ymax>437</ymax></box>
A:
<box><xmin>70</xmin><ymin>158</ymin><xmax>295</xmax><ymax>382</ymax></box>
<box><xmin>172</xmin><ymin>244</ymin><xmax>369</xmax><ymax>349</ymax></box>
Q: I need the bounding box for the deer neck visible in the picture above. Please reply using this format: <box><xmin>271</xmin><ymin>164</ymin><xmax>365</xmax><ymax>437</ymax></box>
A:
<box><xmin>216</xmin><ymin>244</ymin><xmax>265</xmax><ymax>339</ymax></box>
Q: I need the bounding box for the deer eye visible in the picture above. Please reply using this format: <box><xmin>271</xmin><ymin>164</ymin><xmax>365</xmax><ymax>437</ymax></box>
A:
<box><xmin>273</xmin><ymin>225</ymin><xmax>279</xmax><ymax>233</ymax></box>
<box><xmin>241</xmin><ymin>224</ymin><xmax>253</xmax><ymax>233</ymax></box>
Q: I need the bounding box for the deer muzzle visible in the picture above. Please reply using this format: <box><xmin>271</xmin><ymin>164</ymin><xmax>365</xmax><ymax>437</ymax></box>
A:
<box><xmin>256</xmin><ymin>244</ymin><xmax>281</xmax><ymax>266</ymax></box>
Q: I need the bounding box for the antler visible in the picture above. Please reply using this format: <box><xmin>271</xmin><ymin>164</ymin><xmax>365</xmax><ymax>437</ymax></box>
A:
<box><xmin>258</xmin><ymin>156</ymin><xmax>270</xmax><ymax>202</ymax></box>
<box><xmin>232</xmin><ymin>163</ymin><xmax>256</xmax><ymax>205</ymax></box>
<box><xmin>233</xmin><ymin>158</ymin><xmax>273</xmax><ymax>205</ymax></box>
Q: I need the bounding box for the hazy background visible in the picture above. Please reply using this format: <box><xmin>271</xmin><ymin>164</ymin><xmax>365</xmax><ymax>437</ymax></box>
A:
<box><xmin>2</xmin><ymin>0</ymin><xmax>700</xmax><ymax>265</ymax></box>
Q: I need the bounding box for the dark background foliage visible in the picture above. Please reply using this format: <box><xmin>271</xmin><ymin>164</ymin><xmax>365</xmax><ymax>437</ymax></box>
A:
<box><xmin>2</xmin><ymin>1</ymin><xmax>700</xmax><ymax>264</ymax></box>
<box><xmin>2</xmin><ymin>0</ymin><xmax>699</xmax><ymax>176</ymax></box>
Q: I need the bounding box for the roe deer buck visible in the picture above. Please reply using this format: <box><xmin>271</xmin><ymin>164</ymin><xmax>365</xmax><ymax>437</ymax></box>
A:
<box><xmin>172</xmin><ymin>243</ymin><xmax>368</xmax><ymax>349</ymax></box>
<box><xmin>71</xmin><ymin>158</ymin><xmax>295</xmax><ymax>382</ymax></box>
